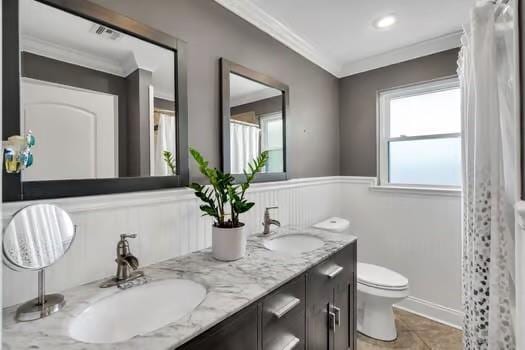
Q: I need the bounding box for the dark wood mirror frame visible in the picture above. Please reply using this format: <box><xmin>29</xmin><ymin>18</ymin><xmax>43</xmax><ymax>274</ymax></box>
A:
<box><xmin>220</xmin><ymin>58</ymin><xmax>289</xmax><ymax>183</ymax></box>
<box><xmin>2</xmin><ymin>0</ymin><xmax>189</xmax><ymax>201</ymax></box>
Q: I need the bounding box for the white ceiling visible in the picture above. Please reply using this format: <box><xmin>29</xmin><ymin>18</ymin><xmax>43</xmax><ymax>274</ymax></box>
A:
<box><xmin>20</xmin><ymin>0</ymin><xmax>175</xmax><ymax>100</ymax></box>
<box><xmin>216</xmin><ymin>0</ymin><xmax>475</xmax><ymax>77</ymax></box>
<box><xmin>230</xmin><ymin>73</ymin><xmax>281</xmax><ymax>107</ymax></box>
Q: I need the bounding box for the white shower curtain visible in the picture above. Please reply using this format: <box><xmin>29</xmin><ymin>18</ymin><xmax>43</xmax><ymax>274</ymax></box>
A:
<box><xmin>230</xmin><ymin>122</ymin><xmax>260</xmax><ymax>174</ymax></box>
<box><xmin>154</xmin><ymin>114</ymin><xmax>176</xmax><ymax>176</ymax></box>
<box><xmin>459</xmin><ymin>1</ymin><xmax>517</xmax><ymax>349</ymax></box>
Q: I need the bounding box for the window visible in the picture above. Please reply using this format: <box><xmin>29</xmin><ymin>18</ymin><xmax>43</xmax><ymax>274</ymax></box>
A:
<box><xmin>260</xmin><ymin>112</ymin><xmax>284</xmax><ymax>173</ymax></box>
<box><xmin>378</xmin><ymin>77</ymin><xmax>461</xmax><ymax>188</ymax></box>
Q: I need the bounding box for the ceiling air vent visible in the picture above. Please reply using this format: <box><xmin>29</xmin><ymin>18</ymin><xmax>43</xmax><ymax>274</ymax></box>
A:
<box><xmin>89</xmin><ymin>24</ymin><xmax>122</xmax><ymax>41</ymax></box>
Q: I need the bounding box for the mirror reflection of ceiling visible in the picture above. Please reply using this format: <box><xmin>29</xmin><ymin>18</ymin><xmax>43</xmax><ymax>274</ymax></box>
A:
<box><xmin>19</xmin><ymin>0</ymin><xmax>175</xmax><ymax>101</ymax></box>
<box><xmin>230</xmin><ymin>73</ymin><xmax>281</xmax><ymax>107</ymax></box>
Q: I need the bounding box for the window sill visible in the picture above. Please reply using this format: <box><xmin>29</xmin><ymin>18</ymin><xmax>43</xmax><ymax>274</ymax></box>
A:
<box><xmin>369</xmin><ymin>184</ymin><xmax>462</xmax><ymax>197</ymax></box>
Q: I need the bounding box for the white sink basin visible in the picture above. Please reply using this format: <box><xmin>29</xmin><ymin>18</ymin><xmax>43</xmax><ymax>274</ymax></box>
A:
<box><xmin>69</xmin><ymin>279</ymin><xmax>206</xmax><ymax>344</ymax></box>
<box><xmin>263</xmin><ymin>234</ymin><xmax>324</xmax><ymax>254</ymax></box>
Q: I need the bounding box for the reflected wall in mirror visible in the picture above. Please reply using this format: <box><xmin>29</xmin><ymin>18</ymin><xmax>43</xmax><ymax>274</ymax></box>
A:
<box><xmin>19</xmin><ymin>0</ymin><xmax>177</xmax><ymax>181</ymax></box>
<box><xmin>229</xmin><ymin>73</ymin><xmax>284</xmax><ymax>174</ymax></box>
<box><xmin>221</xmin><ymin>59</ymin><xmax>288</xmax><ymax>181</ymax></box>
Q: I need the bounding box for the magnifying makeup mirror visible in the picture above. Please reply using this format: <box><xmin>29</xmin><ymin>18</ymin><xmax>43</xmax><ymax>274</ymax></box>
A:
<box><xmin>3</xmin><ymin>204</ymin><xmax>76</xmax><ymax>321</ymax></box>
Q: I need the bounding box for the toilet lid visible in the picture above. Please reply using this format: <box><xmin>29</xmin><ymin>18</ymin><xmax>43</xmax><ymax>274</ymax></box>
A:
<box><xmin>357</xmin><ymin>263</ymin><xmax>408</xmax><ymax>290</ymax></box>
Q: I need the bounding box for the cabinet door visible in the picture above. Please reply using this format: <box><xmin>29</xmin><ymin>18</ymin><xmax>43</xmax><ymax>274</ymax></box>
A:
<box><xmin>307</xmin><ymin>260</ymin><xmax>338</xmax><ymax>350</ymax></box>
<box><xmin>177</xmin><ymin>304</ymin><xmax>259</xmax><ymax>350</ymax></box>
<box><xmin>333</xmin><ymin>282</ymin><xmax>350</xmax><ymax>350</ymax></box>
<box><xmin>333</xmin><ymin>243</ymin><xmax>357</xmax><ymax>350</ymax></box>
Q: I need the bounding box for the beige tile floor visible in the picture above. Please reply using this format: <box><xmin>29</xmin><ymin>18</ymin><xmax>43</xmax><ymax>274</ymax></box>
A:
<box><xmin>357</xmin><ymin>308</ymin><xmax>463</xmax><ymax>350</ymax></box>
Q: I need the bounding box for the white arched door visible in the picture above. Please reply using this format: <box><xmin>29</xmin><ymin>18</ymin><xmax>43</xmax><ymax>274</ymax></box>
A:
<box><xmin>21</xmin><ymin>78</ymin><xmax>118</xmax><ymax>181</ymax></box>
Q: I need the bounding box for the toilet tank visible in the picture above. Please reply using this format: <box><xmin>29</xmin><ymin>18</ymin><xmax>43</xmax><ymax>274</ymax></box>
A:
<box><xmin>312</xmin><ymin>217</ymin><xmax>351</xmax><ymax>234</ymax></box>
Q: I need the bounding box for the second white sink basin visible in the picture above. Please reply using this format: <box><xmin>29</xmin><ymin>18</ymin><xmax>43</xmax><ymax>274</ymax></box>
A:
<box><xmin>69</xmin><ymin>279</ymin><xmax>207</xmax><ymax>344</ymax></box>
<box><xmin>263</xmin><ymin>234</ymin><xmax>324</xmax><ymax>254</ymax></box>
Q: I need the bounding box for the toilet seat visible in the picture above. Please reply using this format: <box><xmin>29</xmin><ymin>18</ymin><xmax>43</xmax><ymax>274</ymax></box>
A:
<box><xmin>358</xmin><ymin>263</ymin><xmax>408</xmax><ymax>291</ymax></box>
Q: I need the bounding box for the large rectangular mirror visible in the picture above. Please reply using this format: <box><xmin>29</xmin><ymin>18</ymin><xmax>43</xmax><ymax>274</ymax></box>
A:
<box><xmin>3</xmin><ymin>0</ymin><xmax>188</xmax><ymax>201</ymax></box>
<box><xmin>220</xmin><ymin>59</ymin><xmax>288</xmax><ymax>181</ymax></box>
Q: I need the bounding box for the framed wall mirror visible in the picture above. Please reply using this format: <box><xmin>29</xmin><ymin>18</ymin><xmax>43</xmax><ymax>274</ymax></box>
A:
<box><xmin>3</xmin><ymin>0</ymin><xmax>188</xmax><ymax>201</ymax></box>
<box><xmin>220</xmin><ymin>59</ymin><xmax>289</xmax><ymax>182</ymax></box>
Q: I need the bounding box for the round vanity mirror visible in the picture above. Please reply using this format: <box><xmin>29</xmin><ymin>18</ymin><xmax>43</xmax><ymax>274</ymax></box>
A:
<box><xmin>3</xmin><ymin>204</ymin><xmax>76</xmax><ymax>321</ymax></box>
<box><xmin>4</xmin><ymin>204</ymin><xmax>76</xmax><ymax>270</ymax></box>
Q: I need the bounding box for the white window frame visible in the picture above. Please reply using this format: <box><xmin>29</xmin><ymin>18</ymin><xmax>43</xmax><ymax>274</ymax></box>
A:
<box><xmin>377</xmin><ymin>76</ymin><xmax>461</xmax><ymax>190</ymax></box>
<box><xmin>260</xmin><ymin>112</ymin><xmax>283</xmax><ymax>152</ymax></box>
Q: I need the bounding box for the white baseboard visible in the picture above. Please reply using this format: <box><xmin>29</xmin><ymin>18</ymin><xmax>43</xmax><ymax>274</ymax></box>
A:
<box><xmin>395</xmin><ymin>296</ymin><xmax>464</xmax><ymax>330</ymax></box>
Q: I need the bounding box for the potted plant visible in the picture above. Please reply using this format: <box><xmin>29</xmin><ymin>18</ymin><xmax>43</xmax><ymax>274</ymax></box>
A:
<box><xmin>190</xmin><ymin>148</ymin><xmax>268</xmax><ymax>261</ymax></box>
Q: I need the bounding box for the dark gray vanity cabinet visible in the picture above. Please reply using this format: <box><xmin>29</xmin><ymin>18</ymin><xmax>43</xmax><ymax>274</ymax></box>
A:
<box><xmin>177</xmin><ymin>303</ymin><xmax>259</xmax><ymax>350</ymax></box>
<box><xmin>177</xmin><ymin>242</ymin><xmax>356</xmax><ymax>350</ymax></box>
<box><xmin>307</xmin><ymin>243</ymin><xmax>356</xmax><ymax>350</ymax></box>
<box><xmin>262</xmin><ymin>275</ymin><xmax>306</xmax><ymax>350</ymax></box>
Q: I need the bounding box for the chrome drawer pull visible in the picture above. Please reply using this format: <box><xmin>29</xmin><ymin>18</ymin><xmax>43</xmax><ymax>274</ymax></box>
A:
<box><xmin>332</xmin><ymin>305</ymin><xmax>341</xmax><ymax>326</ymax></box>
<box><xmin>329</xmin><ymin>311</ymin><xmax>336</xmax><ymax>330</ymax></box>
<box><xmin>325</xmin><ymin>265</ymin><xmax>343</xmax><ymax>279</ymax></box>
<box><xmin>281</xmin><ymin>336</ymin><xmax>300</xmax><ymax>350</ymax></box>
<box><xmin>272</xmin><ymin>297</ymin><xmax>301</xmax><ymax>318</ymax></box>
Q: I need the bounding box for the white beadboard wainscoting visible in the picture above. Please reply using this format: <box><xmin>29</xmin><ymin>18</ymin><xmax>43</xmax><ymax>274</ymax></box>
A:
<box><xmin>2</xmin><ymin>177</ymin><xmax>342</xmax><ymax>307</ymax></box>
<box><xmin>2</xmin><ymin>176</ymin><xmax>464</xmax><ymax>329</ymax></box>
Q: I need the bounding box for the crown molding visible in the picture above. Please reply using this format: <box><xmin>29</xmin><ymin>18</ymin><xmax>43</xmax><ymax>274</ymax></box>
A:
<box><xmin>214</xmin><ymin>0</ymin><xmax>342</xmax><ymax>77</ymax></box>
<box><xmin>21</xmin><ymin>34</ymin><xmax>129</xmax><ymax>77</ymax></box>
<box><xmin>215</xmin><ymin>0</ymin><xmax>463</xmax><ymax>79</ymax></box>
<box><xmin>339</xmin><ymin>31</ymin><xmax>463</xmax><ymax>77</ymax></box>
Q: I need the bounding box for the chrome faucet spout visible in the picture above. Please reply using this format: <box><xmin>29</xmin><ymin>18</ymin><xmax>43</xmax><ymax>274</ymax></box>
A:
<box><xmin>100</xmin><ymin>234</ymin><xmax>144</xmax><ymax>288</ymax></box>
<box><xmin>262</xmin><ymin>207</ymin><xmax>280</xmax><ymax>235</ymax></box>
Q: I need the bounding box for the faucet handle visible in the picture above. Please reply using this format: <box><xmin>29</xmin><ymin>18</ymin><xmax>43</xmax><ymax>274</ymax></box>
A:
<box><xmin>120</xmin><ymin>233</ymin><xmax>137</xmax><ymax>240</ymax></box>
<box><xmin>265</xmin><ymin>206</ymin><xmax>279</xmax><ymax>212</ymax></box>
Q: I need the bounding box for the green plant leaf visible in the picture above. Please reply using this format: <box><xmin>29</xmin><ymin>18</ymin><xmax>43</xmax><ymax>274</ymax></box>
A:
<box><xmin>162</xmin><ymin>150</ymin><xmax>176</xmax><ymax>175</ymax></box>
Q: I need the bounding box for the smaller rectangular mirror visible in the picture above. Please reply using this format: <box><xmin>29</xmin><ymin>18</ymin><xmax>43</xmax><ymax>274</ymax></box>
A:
<box><xmin>221</xmin><ymin>59</ymin><xmax>288</xmax><ymax>181</ymax></box>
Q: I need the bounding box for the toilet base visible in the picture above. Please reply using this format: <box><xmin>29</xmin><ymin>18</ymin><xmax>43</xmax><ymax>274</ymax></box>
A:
<box><xmin>357</xmin><ymin>287</ymin><xmax>409</xmax><ymax>341</ymax></box>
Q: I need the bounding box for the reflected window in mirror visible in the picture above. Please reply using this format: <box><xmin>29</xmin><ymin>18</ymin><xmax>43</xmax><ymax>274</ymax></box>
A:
<box><xmin>19</xmin><ymin>0</ymin><xmax>177</xmax><ymax>181</ymax></box>
<box><xmin>229</xmin><ymin>73</ymin><xmax>284</xmax><ymax>174</ymax></box>
<box><xmin>222</xmin><ymin>59</ymin><xmax>288</xmax><ymax>182</ymax></box>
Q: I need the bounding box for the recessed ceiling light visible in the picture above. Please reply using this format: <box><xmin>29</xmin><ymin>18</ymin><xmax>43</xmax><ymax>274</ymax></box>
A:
<box><xmin>373</xmin><ymin>14</ymin><xmax>397</xmax><ymax>29</ymax></box>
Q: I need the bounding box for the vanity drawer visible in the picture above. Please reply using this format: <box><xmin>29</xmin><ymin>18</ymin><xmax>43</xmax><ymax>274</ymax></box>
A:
<box><xmin>177</xmin><ymin>303</ymin><xmax>258</xmax><ymax>350</ymax></box>
<box><xmin>262</xmin><ymin>274</ymin><xmax>306</xmax><ymax>350</ymax></box>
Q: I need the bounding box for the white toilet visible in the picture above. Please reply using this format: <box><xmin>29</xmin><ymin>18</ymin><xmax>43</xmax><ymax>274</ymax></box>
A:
<box><xmin>313</xmin><ymin>217</ymin><xmax>410</xmax><ymax>341</ymax></box>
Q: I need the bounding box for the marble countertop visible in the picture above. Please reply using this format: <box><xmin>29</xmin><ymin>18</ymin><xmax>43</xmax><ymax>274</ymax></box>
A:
<box><xmin>3</xmin><ymin>226</ymin><xmax>356</xmax><ymax>350</ymax></box>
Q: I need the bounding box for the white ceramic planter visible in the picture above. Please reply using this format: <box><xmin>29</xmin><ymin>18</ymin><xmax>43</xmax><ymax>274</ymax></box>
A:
<box><xmin>211</xmin><ymin>224</ymin><xmax>247</xmax><ymax>261</ymax></box>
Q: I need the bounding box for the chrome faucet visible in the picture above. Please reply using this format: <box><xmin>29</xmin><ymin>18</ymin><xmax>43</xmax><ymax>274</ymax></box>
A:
<box><xmin>262</xmin><ymin>207</ymin><xmax>281</xmax><ymax>235</ymax></box>
<box><xmin>100</xmin><ymin>234</ymin><xmax>144</xmax><ymax>288</ymax></box>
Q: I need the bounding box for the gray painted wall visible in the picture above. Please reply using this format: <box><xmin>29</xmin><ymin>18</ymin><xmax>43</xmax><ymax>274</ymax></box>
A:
<box><xmin>339</xmin><ymin>48</ymin><xmax>460</xmax><ymax>176</ymax></box>
<box><xmin>92</xmin><ymin>0</ymin><xmax>341</xmax><ymax>180</ymax></box>
<box><xmin>126</xmin><ymin>68</ymin><xmax>153</xmax><ymax>177</ymax></box>
<box><xmin>231</xmin><ymin>95</ymin><xmax>282</xmax><ymax>119</ymax></box>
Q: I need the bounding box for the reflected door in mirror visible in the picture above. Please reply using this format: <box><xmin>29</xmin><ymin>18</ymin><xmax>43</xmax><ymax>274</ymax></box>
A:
<box><xmin>19</xmin><ymin>0</ymin><xmax>177</xmax><ymax>181</ymax></box>
<box><xmin>229</xmin><ymin>73</ymin><xmax>284</xmax><ymax>174</ymax></box>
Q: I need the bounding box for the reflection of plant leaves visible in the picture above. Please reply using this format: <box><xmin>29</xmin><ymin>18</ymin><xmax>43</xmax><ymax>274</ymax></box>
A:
<box><xmin>162</xmin><ymin>151</ymin><xmax>176</xmax><ymax>175</ymax></box>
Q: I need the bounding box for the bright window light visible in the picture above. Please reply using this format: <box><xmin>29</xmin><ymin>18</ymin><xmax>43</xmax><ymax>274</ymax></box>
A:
<box><xmin>378</xmin><ymin>78</ymin><xmax>462</xmax><ymax>188</ymax></box>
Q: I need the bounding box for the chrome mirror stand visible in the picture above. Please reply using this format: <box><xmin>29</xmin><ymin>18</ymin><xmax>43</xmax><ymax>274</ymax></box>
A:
<box><xmin>16</xmin><ymin>269</ymin><xmax>65</xmax><ymax>322</ymax></box>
